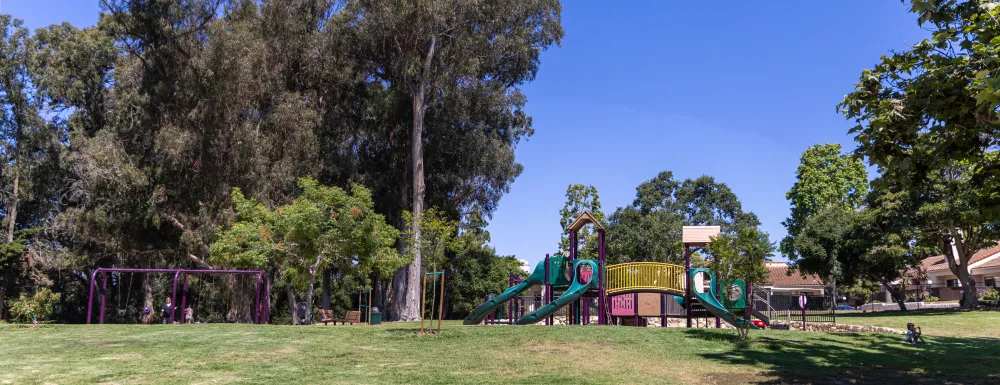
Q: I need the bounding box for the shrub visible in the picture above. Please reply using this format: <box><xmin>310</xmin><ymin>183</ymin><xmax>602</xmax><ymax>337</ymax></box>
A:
<box><xmin>980</xmin><ymin>289</ymin><xmax>1000</xmax><ymax>307</ymax></box>
<box><xmin>923</xmin><ymin>296</ymin><xmax>939</xmax><ymax>303</ymax></box>
<box><xmin>8</xmin><ymin>288</ymin><xmax>61</xmax><ymax>324</ymax></box>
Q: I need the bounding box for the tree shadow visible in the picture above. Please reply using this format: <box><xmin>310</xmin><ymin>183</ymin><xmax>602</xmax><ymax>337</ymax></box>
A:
<box><xmin>837</xmin><ymin>308</ymin><xmax>966</xmax><ymax>319</ymax></box>
<box><xmin>683</xmin><ymin>329</ymin><xmax>1000</xmax><ymax>384</ymax></box>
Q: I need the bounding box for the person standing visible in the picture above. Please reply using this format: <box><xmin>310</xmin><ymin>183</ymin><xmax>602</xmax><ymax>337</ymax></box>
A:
<box><xmin>185</xmin><ymin>305</ymin><xmax>194</xmax><ymax>324</ymax></box>
<box><xmin>161</xmin><ymin>297</ymin><xmax>174</xmax><ymax>324</ymax></box>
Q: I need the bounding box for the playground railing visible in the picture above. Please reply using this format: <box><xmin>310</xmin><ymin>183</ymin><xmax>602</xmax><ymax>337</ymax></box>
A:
<box><xmin>605</xmin><ymin>262</ymin><xmax>685</xmax><ymax>295</ymax></box>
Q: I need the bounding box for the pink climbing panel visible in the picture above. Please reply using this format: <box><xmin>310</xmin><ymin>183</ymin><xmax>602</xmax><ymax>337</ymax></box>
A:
<box><xmin>580</xmin><ymin>269</ymin><xmax>592</xmax><ymax>283</ymax></box>
<box><xmin>610</xmin><ymin>294</ymin><xmax>634</xmax><ymax>316</ymax></box>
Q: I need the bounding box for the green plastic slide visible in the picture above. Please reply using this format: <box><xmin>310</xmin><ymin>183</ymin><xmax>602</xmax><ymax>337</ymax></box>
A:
<box><xmin>687</xmin><ymin>268</ymin><xmax>760</xmax><ymax>329</ymax></box>
<box><xmin>463</xmin><ymin>260</ymin><xmax>547</xmax><ymax>325</ymax></box>
<box><xmin>514</xmin><ymin>259</ymin><xmax>598</xmax><ymax>325</ymax></box>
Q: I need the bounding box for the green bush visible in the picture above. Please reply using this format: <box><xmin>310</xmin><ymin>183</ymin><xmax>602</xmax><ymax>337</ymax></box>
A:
<box><xmin>980</xmin><ymin>289</ymin><xmax>1000</xmax><ymax>307</ymax></box>
<box><xmin>8</xmin><ymin>288</ymin><xmax>61</xmax><ymax>324</ymax></box>
<box><xmin>924</xmin><ymin>296</ymin><xmax>939</xmax><ymax>303</ymax></box>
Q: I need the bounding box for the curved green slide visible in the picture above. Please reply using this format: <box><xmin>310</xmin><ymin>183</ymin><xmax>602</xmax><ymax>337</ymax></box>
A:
<box><xmin>464</xmin><ymin>260</ymin><xmax>547</xmax><ymax>325</ymax></box>
<box><xmin>687</xmin><ymin>268</ymin><xmax>759</xmax><ymax>329</ymax></box>
<box><xmin>514</xmin><ymin>259</ymin><xmax>598</xmax><ymax>325</ymax></box>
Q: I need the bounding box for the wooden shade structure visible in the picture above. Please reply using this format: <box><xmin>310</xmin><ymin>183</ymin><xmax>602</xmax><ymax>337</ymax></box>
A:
<box><xmin>681</xmin><ymin>226</ymin><xmax>721</xmax><ymax>246</ymax></box>
<box><xmin>566</xmin><ymin>211</ymin><xmax>605</xmax><ymax>232</ymax></box>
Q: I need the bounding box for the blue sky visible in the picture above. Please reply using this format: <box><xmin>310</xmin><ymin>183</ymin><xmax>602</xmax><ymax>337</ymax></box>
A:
<box><xmin>4</xmin><ymin>1</ymin><xmax>927</xmax><ymax>266</ymax></box>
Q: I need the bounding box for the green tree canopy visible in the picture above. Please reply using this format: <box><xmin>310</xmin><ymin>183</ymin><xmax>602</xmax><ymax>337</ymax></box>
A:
<box><xmin>706</xmin><ymin>225</ymin><xmax>774</xmax><ymax>340</ymax></box>
<box><xmin>346</xmin><ymin>0</ymin><xmax>564</xmax><ymax>321</ymax></box>
<box><xmin>781</xmin><ymin>144</ymin><xmax>868</xmax><ymax>259</ymax></box>
<box><xmin>558</xmin><ymin>184</ymin><xmax>605</xmax><ymax>260</ymax></box>
<box><xmin>840</xmin><ymin>0</ymin><xmax>1000</xmax><ymax>307</ymax></box>
<box><xmin>607</xmin><ymin>172</ymin><xmax>760</xmax><ymax>264</ymax></box>
<box><xmin>211</xmin><ymin>178</ymin><xmax>402</xmax><ymax>324</ymax></box>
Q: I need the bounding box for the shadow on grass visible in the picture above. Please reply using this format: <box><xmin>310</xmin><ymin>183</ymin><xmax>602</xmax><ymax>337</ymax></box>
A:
<box><xmin>683</xmin><ymin>329</ymin><xmax>1000</xmax><ymax>385</ymax></box>
<box><xmin>837</xmin><ymin>308</ymin><xmax>968</xmax><ymax>319</ymax></box>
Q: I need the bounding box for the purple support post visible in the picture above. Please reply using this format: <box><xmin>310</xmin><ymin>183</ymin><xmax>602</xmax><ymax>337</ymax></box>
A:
<box><xmin>544</xmin><ymin>254</ymin><xmax>551</xmax><ymax>326</ymax></box>
<box><xmin>169</xmin><ymin>271</ymin><xmax>181</xmax><ymax>324</ymax></box>
<box><xmin>508</xmin><ymin>272</ymin><xmax>514</xmax><ymax>325</ymax></box>
<box><xmin>685</xmin><ymin>244</ymin><xmax>692</xmax><ymax>328</ymax></box>
<box><xmin>598</xmin><ymin>229</ymin><xmax>605</xmax><ymax>325</ymax></box>
<box><xmin>180</xmin><ymin>274</ymin><xmax>188</xmax><ymax>324</ymax></box>
<box><xmin>87</xmin><ymin>269</ymin><xmax>98</xmax><ymax>324</ymax></box>
<box><xmin>569</xmin><ymin>231</ymin><xmax>576</xmax><ymax>325</ymax></box>
<box><xmin>634</xmin><ymin>292</ymin><xmax>639</xmax><ymax>327</ymax></box>
<box><xmin>99</xmin><ymin>271</ymin><xmax>108</xmax><ymax>324</ymax></box>
<box><xmin>661</xmin><ymin>293</ymin><xmax>666</xmax><ymax>327</ymax></box>
<box><xmin>263</xmin><ymin>275</ymin><xmax>270</xmax><ymax>324</ymax></box>
<box><xmin>255</xmin><ymin>273</ymin><xmax>262</xmax><ymax>324</ymax></box>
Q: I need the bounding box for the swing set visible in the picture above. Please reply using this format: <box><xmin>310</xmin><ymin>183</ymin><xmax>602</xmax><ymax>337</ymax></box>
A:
<box><xmin>87</xmin><ymin>268</ymin><xmax>269</xmax><ymax>324</ymax></box>
<box><xmin>419</xmin><ymin>271</ymin><xmax>445</xmax><ymax>335</ymax></box>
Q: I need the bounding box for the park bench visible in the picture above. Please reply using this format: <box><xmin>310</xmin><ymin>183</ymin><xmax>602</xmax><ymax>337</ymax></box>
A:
<box><xmin>316</xmin><ymin>309</ymin><xmax>335</xmax><ymax>325</ymax></box>
<box><xmin>334</xmin><ymin>310</ymin><xmax>362</xmax><ymax>325</ymax></box>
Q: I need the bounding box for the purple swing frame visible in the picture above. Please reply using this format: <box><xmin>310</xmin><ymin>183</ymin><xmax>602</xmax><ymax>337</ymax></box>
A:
<box><xmin>86</xmin><ymin>268</ymin><xmax>269</xmax><ymax>324</ymax></box>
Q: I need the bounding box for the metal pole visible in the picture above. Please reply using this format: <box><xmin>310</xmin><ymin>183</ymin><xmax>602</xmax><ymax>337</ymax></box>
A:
<box><xmin>255</xmin><ymin>273</ymin><xmax>262</xmax><ymax>324</ymax></box>
<box><xmin>87</xmin><ymin>269</ymin><xmax>98</xmax><ymax>324</ymax></box>
<box><xmin>181</xmin><ymin>274</ymin><xmax>188</xmax><ymax>324</ymax></box>
<box><xmin>170</xmin><ymin>271</ymin><xmax>181</xmax><ymax>324</ymax></box>
<box><xmin>685</xmin><ymin>244</ymin><xmax>692</xmax><ymax>328</ymax></box>
<box><xmin>508</xmin><ymin>272</ymin><xmax>514</xmax><ymax>325</ymax></box>
<box><xmin>544</xmin><ymin>254</ymin><xmax>550</xmax><ymax>326</ymax></box>
<box><xmin>598</xmin><ymin>229</ymin><xmax>605</xmax><ymax>325</ymax></box>
<box><xmin>263</xmin><ymin>275</ymin><xmax>269</xmax><ymax>324</ymax></box>
<box><xmin>99</xmin><ymin>272</ymin><xmax>108</xmax><ymax>324</ymax></box>
<box><xmin>420</xmin><ymin>273</ymin><xmax>427</xmax><ymax>333</ymax></box>
<box><xmin>368</xmin><ymin>290</ymin><xmax>372</xmax><ymax>325</ymax></box>
<box><xmin>438</xmin><ymin>272</ymin><xmax>445</xmax><ymax>334</ymax></box>
<box><xmin>661</xmin><ymin>293</ymin><xmax>666</xmax><ymax>327</ymax></box>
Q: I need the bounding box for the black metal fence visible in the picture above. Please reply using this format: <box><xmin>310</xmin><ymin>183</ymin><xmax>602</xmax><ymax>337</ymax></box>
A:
<box><xmin>753</xmin><ymin>292</ymin><xmax>836</xmax><ymax>324</ymax></box>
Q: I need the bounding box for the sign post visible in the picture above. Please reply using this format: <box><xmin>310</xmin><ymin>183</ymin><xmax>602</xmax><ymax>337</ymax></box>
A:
<box><xmin>798</xmin><ymin>294</ymin><xmax>808</xmax><ymax>330</ymax></box>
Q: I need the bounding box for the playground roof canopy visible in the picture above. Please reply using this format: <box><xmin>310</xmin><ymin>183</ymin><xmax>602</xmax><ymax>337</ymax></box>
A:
<box><xmin>566</xmin><ymin>211</ymin><xmax>605</xmax><ymax>232</ymax></box>
<box><xmin>681</xmin><ymin>226</ymin><xmax>720</xmax><ymax>246</ymax></box>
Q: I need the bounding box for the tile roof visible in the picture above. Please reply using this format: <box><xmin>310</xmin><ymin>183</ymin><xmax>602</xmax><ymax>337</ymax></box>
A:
<box><xmin>921</xmin><ymin>243</ymin><xmax>1000</xmax><ymax>272</ymax></box>
<box><xmin>763</xmin><ymin>263</ymin><xmax>825</xmax><ymax>287</ymax></box>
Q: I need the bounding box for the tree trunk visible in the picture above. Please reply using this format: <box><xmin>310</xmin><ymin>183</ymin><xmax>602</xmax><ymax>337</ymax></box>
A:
<box><xmin>879</xmin><ymin>279</ymin><xmax>907</xmax><ymax>311</ymax></box>
<box><xmin>0</xmin><ymin>271</ymin><xmax>6</xmax><ymax>321</ymax></box>
<box><xmin>305</xmin><ymin>273</ymin><xmax>317</xmax><ymax>324</ymax></box>
<box><xmin>322</xmin><ymin>268</ymin><xmax>331</xmax><ymax>311</ymax></box>
<box><xmin>1</xmin><ymin>166</ymin><xmax>19</xmax><ymax>321</ymax></box>
<box><xmin>141</xmin><ymin>275</ymin><xmax>154</xmax><ymax>324</ymax></box>
<box><xmin>830</xmin><ymin>276</ymin><xmax>838</xmax><ymax>311</ymax></box>
<box><xmin>955</xmin><ymin>265</ymin><xmax>979</xmax><ymax>308</ymax></box>
<box><xmin>286</xmin><ymin>286</ymin><xmax>299</xmax><ymax>325</ymax></box>
<box><xmin>392</xmin><ymin>36</ymin><xmax>438</xmax><ymax>322</ymax></box>
<box><xmin>943</xmin><ymin>234</ymin><xmax>979</xmax><ymax>308</ymax></box>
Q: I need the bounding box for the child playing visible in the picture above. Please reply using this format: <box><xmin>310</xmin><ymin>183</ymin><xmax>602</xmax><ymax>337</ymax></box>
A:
<box><xmin>905</xmin><ymin>323</ymin><xmax>926</xmax><ymax>344</ymax></box>
<box><xmin>161</xmin><ymin>297</ymin><xmax>174</xmax><ymax>324</ymax></box>
<box><xmin>185</xmin><ymin>305</ymin><xmax>194</xmax><ymax>324</ymax></box>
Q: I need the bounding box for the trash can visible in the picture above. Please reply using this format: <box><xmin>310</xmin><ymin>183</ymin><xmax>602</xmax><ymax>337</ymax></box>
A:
<box><xmin>369</xmin><ymin>307</ymin><xmax>382</xmax><ymax>325</ymax></box>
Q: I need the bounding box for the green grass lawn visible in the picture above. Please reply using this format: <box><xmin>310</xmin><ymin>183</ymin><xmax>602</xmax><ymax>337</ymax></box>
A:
<box><xmin>837</xmin><ymin>309</ymin><xmax>1000</xmax><ymax>339</ymax></box>
<box><xmin>2</xmin><ymin>314</ymin><xmax>998</xmax><ymax>385</ymax></box>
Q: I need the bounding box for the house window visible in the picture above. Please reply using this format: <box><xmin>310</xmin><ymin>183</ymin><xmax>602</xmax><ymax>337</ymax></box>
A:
<box><xmin>987</xmin><ymin>278</ymin><xmax>997</xmax><ymax>288</ymax></box>
<box><xmin>946</xmin><ymin>279</ymin><xmax>959</xmax><ymax>287</ymax></box>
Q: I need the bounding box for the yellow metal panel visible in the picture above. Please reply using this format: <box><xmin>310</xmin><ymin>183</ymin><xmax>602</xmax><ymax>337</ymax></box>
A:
<box><xmin>605</xmin><ymin>262</ymin><xmax>685</xmax><ymax>295</ymax></box>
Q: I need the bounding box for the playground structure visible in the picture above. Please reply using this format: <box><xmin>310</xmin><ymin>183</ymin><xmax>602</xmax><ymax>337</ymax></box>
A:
<box><xmin>86</xmin><ymin>268</ymin><xmax>269</xmax><ymax>324</ymax></box>
<box><xmin>464</xmin><ymin>212</ymin><xmax>762</xmax><ymax>329</ymax></box>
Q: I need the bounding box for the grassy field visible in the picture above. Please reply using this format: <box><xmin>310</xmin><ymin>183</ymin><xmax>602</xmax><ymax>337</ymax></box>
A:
<box><xmin>837</xmin><ymin>309</ymin><xmax>1000</xmax><ymax>339</ymax></box>
<box><xmin>2</xmin><ymin>313</ymin><xmax>998</xmax><ymax>385</ymax></box>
